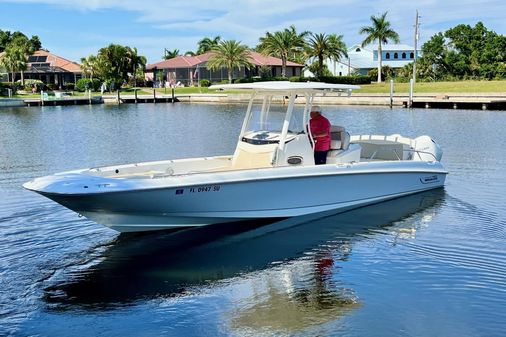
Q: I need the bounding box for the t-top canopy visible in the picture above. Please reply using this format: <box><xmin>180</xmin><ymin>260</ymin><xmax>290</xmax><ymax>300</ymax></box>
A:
<box><xmin>209</xmin><ymin>81</ymin><xmax>360</xmax><ymax>93</ymax></box>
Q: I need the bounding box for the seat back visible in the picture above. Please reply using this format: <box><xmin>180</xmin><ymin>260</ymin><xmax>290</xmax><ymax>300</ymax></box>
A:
<box><xmin>330</xmin><ymin>125</ymin><xmax>350</xmax><ymax>150</ymax></box>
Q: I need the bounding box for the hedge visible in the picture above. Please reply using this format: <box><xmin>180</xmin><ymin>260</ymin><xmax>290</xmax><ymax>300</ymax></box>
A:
<box><xmin>75</xmin><ymin>78</ymin><xmax>102</xmax><ymax>92</ymax></box>
<box><xmin>289</xmin><ymin>75</ymin><xmax>371</xmax><ymax>85</ymax></box>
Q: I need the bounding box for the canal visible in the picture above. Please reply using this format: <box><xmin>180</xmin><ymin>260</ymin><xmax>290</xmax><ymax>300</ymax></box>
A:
<box><xmin>1</xmin><ymin>103</ymin><xmax>505</xmax><ymax>336</ymax></box>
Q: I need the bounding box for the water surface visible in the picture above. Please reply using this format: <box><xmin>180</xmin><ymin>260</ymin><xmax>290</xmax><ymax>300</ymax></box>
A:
<box><xmin>1</xmin><ymin>103</ymin><xmax>505</xmax><ymax>336</ymax></box>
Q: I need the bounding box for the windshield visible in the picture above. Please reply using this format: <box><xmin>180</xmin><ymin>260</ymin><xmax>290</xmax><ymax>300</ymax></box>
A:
<box><xmin>245</xmin><ymin>104</ymin><xmax>305</xmax><ymax>134</ymax></box>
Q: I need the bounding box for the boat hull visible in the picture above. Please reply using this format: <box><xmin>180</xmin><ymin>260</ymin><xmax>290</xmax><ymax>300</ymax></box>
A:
<box><xmin>30</xmin><ymin>162</ymin><xmax>447</xmax><ymax>232</ymax></box>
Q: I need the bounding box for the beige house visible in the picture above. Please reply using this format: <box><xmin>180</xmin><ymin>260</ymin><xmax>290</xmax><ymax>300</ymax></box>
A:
<box><xmin>146</xmin><ymin>51</ymin><xmax>304</xmax><ymax>86</ymax></box>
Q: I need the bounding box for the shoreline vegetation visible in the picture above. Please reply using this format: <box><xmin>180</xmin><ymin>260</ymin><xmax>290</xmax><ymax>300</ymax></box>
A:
<box><xmin>0</xmin><ymin>81</ymin><xmax>506</xmax><ymax>100</ymax></box>
<box><xmin>1</xmin><ymin>19</ymin><xmax>505</xmax><ymax>102</ymax></box>
<box><xmin>3</xmin><ymin>80</ymin><xmax>505</xmax><ymax>100</ymax></box>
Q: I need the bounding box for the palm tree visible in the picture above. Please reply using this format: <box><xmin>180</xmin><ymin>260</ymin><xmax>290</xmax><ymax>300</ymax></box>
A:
<box><xmin>163</xmin><ymin>49</ymin><xmax>180</xmax><ymax>60</ymax></box>
<box><xmin>258</xmin><ymin>25</ymin><xmax>308</xmax><ymax>78</ymax></box>
<box><xmin>184</xmin><ymin>51</ymin><xmax>196</xmax><ymax>56</ymax></box>
<box><xmin>305</xmin><ymin>33</ymin><xmax>348</xmax><ymax>78</ymax></box>
<box><xmin>80</xmin><ymin>54</ymin><xmax>98</xmax><ymax>80</ymax></box>
<box><xmin>207</xmin><ymin>40</ymin><xmax>253</xmax><ymax>84</ymax></box>
<box><xmin>197</xmin><ymin>36</ymin><xmax>221</xmax><ymax>55</ymax></box>
<box><xmin>126</xmin><ymin>47</ymin><xmax>146</xmax><ymax>87</ymax></box>
<box><xmin>1</xmin><ymin>45</ymin><xmax>28</xmax><ymax>84</ymax></box>
<box><xmin>0</xmin><ymin>52</ymin><xmax>16</xmax><ymax>82</ymax></box>
<box><xmin>359</xmin><ymin>11</ymin><xmax>400</xmax><ymax>83</ymax></box>
<box><xmin>1</xmin><ymin>36</ymin><xmax>32</xmax><ymax>85</ymax></box>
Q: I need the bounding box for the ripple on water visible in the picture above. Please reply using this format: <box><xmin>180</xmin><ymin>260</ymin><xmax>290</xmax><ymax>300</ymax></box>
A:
<box><xmin>0</xmin><ymin>190</ymin><xmax>117</xmax><ymax>333</ymax></box>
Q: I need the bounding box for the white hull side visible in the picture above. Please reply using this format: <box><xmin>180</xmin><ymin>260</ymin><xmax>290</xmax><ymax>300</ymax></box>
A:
<box><xmin>40</xmin><ymin>164</ymin><xmax>446</xmax><ymax>232</ymax></box>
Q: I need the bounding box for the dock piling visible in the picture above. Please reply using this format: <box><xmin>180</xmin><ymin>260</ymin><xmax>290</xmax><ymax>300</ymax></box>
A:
<box><xmin>408</xmin><ymin>79</ymin><xmax>414</xmax><ymax>108</ymax></box>
<box><xmin>389</xmin><ymin>80</ymin><xmax>394</xmax><ymax>108</ymax></box>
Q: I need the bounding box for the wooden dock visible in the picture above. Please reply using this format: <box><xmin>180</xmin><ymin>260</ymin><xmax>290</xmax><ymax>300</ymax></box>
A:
<box><xmin>403</xmin><ymin>96</ymin><xmax>506</xmax><ymax>110</ymax></box>
<box><xmin>24</xmin><ymin>96</ymin><xmax>103</xmax><ymax>107</ymax></box>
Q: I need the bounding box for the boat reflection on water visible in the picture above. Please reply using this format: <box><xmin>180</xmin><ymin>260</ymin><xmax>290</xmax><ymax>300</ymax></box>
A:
<box><xmin>44</xmin><ymin>189</ymin><xmax>445</xmax><ymax>324</ymax></box>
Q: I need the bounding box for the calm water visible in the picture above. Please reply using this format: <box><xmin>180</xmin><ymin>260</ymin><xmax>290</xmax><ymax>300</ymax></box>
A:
<box><xmin>0</xmin><ymin>103</ymin><xmax>505</xmax><ymax>337</ymax></box>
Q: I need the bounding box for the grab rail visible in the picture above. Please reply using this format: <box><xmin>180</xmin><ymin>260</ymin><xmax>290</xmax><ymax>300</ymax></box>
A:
<box><xmin>366</xmin><ymin>148</ymin><xmax>438</xmax><ymax>162</ymax></box>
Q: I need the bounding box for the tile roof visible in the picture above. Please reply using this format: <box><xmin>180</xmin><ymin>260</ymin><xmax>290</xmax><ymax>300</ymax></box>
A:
<box><xmin>30</xmin><ymin>50</ymin><xmax>82</xmax><ymax>72</ymax></box>
<box><xmin>147</xmin><ymin>51</ymin><xmax>303</xmax><ymax>70</ymax></box>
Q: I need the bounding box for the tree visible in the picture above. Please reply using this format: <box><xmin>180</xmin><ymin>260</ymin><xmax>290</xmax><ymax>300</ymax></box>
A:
<box><xmin>1</xmin><ymin>35</ymin><xmax>33</xmax><ymax>85</ymax></box>
<box><xmin>0</xmin><ymin>30</ymin><xmax>12</xmax><ymax>52</ymax></box>
<box><xmin>416</xmin><ymin>22</ymin><xmax>506</xmax><ymax>80</ymax></box>
<box><xmin>359</xmin><ymin>12</ymin><xmax>400</xmax><ymax>83</ymax></box>
<box><xmin>0</xmin><ymin>52</ymin><xmax>17</xmax><ymax>82</ymax></box>
<box><xmin>29</xmin><ymin>35</ymin><xmax>42</xmax><ymax>51</ymax></box>
<box><xmin>126</xmin><ymin>47</ymin><xmax>146</xmax><ymax>87</ymax></box>
<box><xmin>80</xmin><ymin>55</ymin><xmax>98</xmax><ymax>80</ymax></box>
<box><xmin>184</xmin><ymin>51</ymin><xmax>196</xmax><ymax>56</ymax></box>
<box><xmin>163</xmin><ymin>48</ymin><xmax>180</xmax><ymax>60</ymax></box>
<box><xmin>91</xmin><ymin>44</ymin><xmax>146</xmax><ymax>90</ymax></box>
<box><xmin>258</xmin><ymin>25</ymin><xmax>308</xmax><ymax>78</ymax></box>
<box><xmin>197</xmin><ymin>36</ymin><xmax>221</xmax><ymax>55</ymax></box>
<box><xmin>305</xmin><ymin>33</ymin><xmax>347</xmax><ymax>78</ymax></box>
<box><xmin>0</xmin><ymin>30</ymin><xmax>41</xmax><ymax>52</ymax></box>
<box><xmin>207</xmin><ymin>40</ymin><xmax>253</xmax><ymax>83</ymax></box>
<box><xmin>307</xmin><ymin>62</ymin><xmax>333</xmax><ymax>77</ymax></box>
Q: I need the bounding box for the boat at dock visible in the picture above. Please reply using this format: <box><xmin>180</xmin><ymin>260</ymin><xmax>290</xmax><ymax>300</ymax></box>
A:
<box><xmin>23</xmin><ymin>81</ymin><xmax>447</xmax><ymax>232</ymax></box>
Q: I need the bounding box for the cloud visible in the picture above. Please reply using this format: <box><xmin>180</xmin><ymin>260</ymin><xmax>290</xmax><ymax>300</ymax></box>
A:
<box><xmin>1</xmin><ymin>0</ymin><xmax>505</xmax><ymax>62</ymax></box>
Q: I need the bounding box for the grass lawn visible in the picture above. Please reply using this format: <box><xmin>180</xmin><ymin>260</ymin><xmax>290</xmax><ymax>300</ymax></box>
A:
<box><xmin>3</xmin><ymin>80</ymin><xmax>505</xmax><ymax>100</ymax></box>
<box><xmin>356</xmin><ymin>80</ymin><xmax>506</xmax><ymax>94</ymax></box>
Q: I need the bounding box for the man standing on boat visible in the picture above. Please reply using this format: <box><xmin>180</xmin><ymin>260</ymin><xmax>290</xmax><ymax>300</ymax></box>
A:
<box><xmin>310</xmin><ymin>106</ymin><xmax>331</xmax><ymax>165</ymax></box>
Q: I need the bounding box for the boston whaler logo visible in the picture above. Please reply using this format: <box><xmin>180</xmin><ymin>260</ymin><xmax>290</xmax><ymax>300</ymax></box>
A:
<box><xmin>420</xmin><ymin>175</ymin><xmax>439</xmax><ymax>184</ymax></box>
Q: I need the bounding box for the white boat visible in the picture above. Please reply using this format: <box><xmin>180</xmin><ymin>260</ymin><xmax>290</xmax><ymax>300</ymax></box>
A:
<box><xmin>23</xmin><ymin>81</ymin><xmax>447</xmax><ymax>232</ymax></box>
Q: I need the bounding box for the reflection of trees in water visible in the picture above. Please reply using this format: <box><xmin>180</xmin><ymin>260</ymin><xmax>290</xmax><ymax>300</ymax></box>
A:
<box><xmin>43</xmin><ymin>189</ymin><xmax>445</xmax><ymax>316</ymax></box>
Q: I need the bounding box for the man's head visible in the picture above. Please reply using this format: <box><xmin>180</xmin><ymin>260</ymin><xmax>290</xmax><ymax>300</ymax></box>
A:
<box><xmin>310</xmin><ymin>105</ymin><xmax>321</xmax><ymax>119</ymax></box>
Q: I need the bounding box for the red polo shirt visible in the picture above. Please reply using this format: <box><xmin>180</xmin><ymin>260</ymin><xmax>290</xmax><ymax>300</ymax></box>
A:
<box><xmin>310</xmin><ymin>114</ymin><xmax>331</xmax><ymax>151</ymax></box>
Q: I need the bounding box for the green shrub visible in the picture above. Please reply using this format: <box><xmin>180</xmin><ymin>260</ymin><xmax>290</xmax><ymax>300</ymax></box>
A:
<box><xmin>234</xmin><ymin>77</ymin><xmax>254</xmax><ymax>83</ymax></box>
<box><xmin>0</xmin><ymin>82</ymin><xmax>17</xmax><ymax>96</ymax></box>
<box><xmin>14</xmin><ymin>79</ymin><xmax>45</xmax><ymax>91</ymax></box>
<box><xmin>199</xmin><ymin>79</ymin><xmax>211</xmax><ymax>87</ymax></box>
<box><xmin>235</xmin><ymin>76</ymin><xmax>289</xmax><ymax>83</ymax></box>
<box><xmin>63</xmin><ymin>82</ymin><xmax>75</xmax><ymax>91</ymax></box>
<box><xmin>75</xmin><ymin>78</ymin><xmax>101</xmax><ymax>92</ymax></box>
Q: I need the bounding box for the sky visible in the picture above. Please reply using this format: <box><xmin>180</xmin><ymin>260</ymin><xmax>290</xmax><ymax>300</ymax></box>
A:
<box><xmin>0</xmin><ymin>0</ymin><xmax>505</xmax><ymax>64</ymax></box>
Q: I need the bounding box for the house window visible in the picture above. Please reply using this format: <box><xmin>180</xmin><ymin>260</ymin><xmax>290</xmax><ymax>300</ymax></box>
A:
<box><xmin>394</xmin><ymin>53</ymin><xmax>398</xmax><ymax>59</ymax></box>
<box><xmin>410</xmin><ymin>52</ymin><xmax>415</xmax><ymax>59</ymax></box>
<box><xmin>385</xmin><ymin>52</ymin><xmax>390</xmax><ymax>60</ymax></box>
<box><xmin>402</xmin><ymin>52</ymin><xmax>406</xmax><ymax>59</ymax></box>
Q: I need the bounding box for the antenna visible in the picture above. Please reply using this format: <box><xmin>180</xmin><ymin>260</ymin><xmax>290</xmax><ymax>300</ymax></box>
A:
<box><xmin>413</xmin><ymin>10</ymin><xmax>421</xmax><ymax>83</ymax></box>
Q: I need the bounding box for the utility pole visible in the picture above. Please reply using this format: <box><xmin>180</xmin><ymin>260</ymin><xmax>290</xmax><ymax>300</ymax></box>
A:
<box><xmin>413</xmin><ymin>10</ymin><xmax>420</xmax><ymax>83</ymax></box>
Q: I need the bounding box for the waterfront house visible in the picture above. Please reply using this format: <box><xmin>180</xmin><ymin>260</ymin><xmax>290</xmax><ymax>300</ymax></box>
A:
<box><xmin>307</xmin><ymin>44</ymin><xmax>421</xmax><ymax>77</ymax></box>
<box><xmin>0</xmin><ymin>50</ymin><xmax>82</xmax><ymax>87</ymax></box>
<box><xmin>145</xmin><ymin>51</ymin><xmax>304</xmax><ymax>86</ymax></box>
